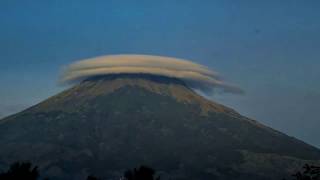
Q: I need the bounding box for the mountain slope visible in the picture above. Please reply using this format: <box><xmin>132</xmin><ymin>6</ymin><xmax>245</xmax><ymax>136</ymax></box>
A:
<box><xmin>0</xmin><ymin>74</ymin><xmax>319</xmax><ymax>180</ymax></box>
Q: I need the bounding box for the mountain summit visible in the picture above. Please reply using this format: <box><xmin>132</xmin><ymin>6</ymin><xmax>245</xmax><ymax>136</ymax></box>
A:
<box><xmin>0</xmin><ymin>74</ymin><xmax>319</xmax><ymax>180</ymax></box>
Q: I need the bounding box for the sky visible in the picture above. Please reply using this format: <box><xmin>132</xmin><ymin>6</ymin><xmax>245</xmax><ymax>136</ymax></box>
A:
<box><xmin>0</xmin><ymin>0</ymin><xmax>319</xmax><ymax>147</ymax></box>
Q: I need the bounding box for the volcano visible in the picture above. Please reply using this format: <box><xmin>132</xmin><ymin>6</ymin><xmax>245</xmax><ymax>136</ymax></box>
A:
<box><xmin>0</xmin><ymin>74</ymin><xmax>319</xmax><ymax>180</ymax></box>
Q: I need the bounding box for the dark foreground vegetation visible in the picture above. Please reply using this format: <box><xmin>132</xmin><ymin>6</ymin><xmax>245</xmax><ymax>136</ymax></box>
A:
<box><xmin>0</xmin><ymin>161</ymin><xmax>319</xmax><ymax>180</ymax></box>
<box><xmin>283</xmin><ymin>164</ymin><xmax>320</xmax><ymax>180</ymax></box>
<box><xmin>0</xmin><ymin>162</ymin><xmax>160</xmax><ymax>180</ymax></box>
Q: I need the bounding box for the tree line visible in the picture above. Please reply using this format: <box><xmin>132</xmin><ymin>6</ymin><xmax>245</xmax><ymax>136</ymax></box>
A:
<box><xmin>0</xmin><ymin>162</ymin><xmax>159</xmax><ymax>180</ymax></box>
<box><xmin>0</xmin><ymin>161</ymin><xmax>319</xmax><ymax>180</ymax></box>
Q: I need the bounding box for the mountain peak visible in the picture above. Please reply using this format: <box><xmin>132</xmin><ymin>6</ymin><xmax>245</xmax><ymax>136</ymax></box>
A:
<box><xmin>83</xmin><ymin>73</ymin><xmax>188</xmax><ymax>86</ymax></box>
<box><xmin>0</xmin><ymin>74</ymin><xmax>319</xmax><ymax>180</ymax></box>
<box><xmin>35</xmin><ymin>74</ymin><xmax>237</xmax><ymax>116</ymax></box>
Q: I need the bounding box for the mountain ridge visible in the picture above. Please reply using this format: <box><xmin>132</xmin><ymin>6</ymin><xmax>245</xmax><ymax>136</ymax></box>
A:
<box><xmin>0</xmin><ymin>74</ymin><xmax>319</xmax><ymax>180</ymax></box>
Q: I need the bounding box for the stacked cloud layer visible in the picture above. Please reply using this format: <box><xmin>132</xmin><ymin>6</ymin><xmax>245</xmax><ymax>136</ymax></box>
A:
<box><xmin>60</xmin><ymin>54</ymin><xmax>243</xmax><ymax>94</ymax></box>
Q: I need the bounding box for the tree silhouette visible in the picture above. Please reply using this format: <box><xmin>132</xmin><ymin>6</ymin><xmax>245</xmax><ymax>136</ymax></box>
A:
<box><xmin>87</xmin><ymin>175</ymin><xmax>100</xmax><ymax>180</ymax></box>
<box><xmin>0</xmin><ymin>161</ymin><xmax>39</xmax><ymax>180</ymax></box>
<box><xmin>123</xmin><ymin>166</ymin><xmax>160</xmax><ymax>180</ymax></box>
<box><xmin>287</xmin><ymin>164</ymin><xmax>320</xmax><ymax>180</ymax></box>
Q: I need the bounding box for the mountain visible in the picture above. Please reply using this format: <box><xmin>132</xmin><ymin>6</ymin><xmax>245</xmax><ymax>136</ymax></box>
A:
<box><xmin>0</xmin><ymin>74</ymin><xmax>319</xmax><ymax>180</ymax></box>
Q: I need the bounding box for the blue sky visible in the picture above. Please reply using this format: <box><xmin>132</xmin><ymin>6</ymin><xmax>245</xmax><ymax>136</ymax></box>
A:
<box><xmin>0</xmin><ymin>0</ymin><xmax>320</xmax><ymax>147</ymax></box>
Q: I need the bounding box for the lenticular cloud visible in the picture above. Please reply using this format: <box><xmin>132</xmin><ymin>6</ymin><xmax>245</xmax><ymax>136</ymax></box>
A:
<box><xmin>60</xmin><ymin>54</ymin><xmax>243</xmax><ymax>94</ymax></box>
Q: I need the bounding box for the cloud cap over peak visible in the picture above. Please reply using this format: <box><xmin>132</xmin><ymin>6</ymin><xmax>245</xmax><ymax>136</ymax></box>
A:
<box><xmin>61</xmin><ymin>54</ymin><xmax>243</xmax><ymax>94</ymax></box>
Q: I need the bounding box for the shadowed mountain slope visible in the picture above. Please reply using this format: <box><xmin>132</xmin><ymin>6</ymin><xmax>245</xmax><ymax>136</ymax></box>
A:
<box><xmin>0</xmin><ymin>74</ymin><xmax>319</xmax><ymax>180</ymax></box>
